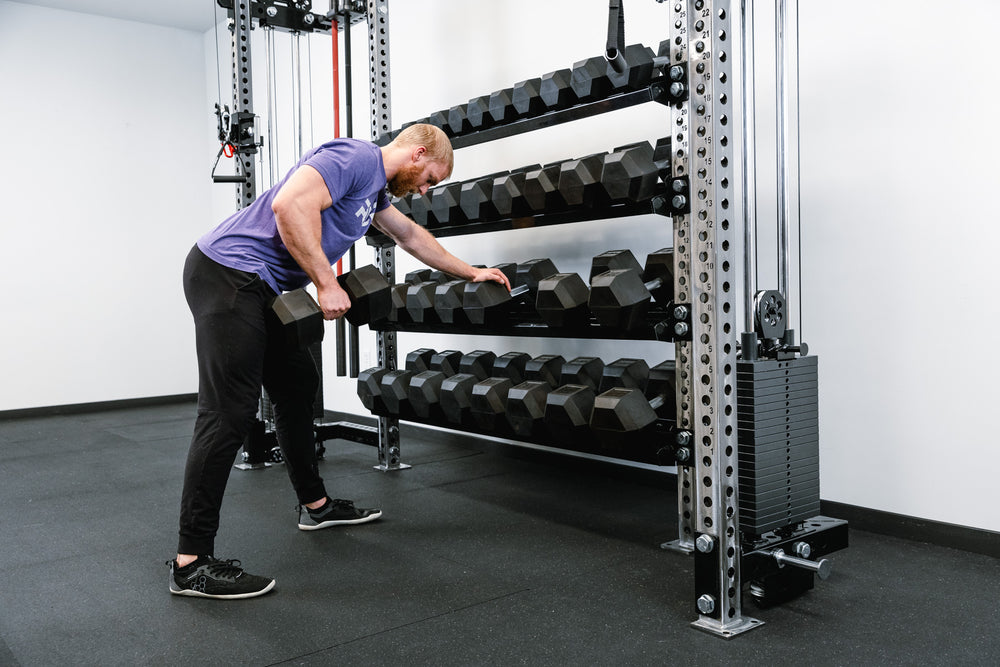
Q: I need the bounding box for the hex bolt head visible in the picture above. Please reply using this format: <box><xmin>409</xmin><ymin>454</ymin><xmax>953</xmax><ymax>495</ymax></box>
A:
<box><xmin>676</xmin><ymin>430</ymin><xmax>692</xmax><ymax>446</ymax></box>
<box><xmin>671</xmin><ymin>194</ymin><xmax>687</xmax><ymax>210</ymax></box>
<box><xmin>675</xmin><ymin>446</ymin><xmax>691</xmax><ymax>462</ymax></box>
<box><xmin>695</xmin><ymin>534</ymin><xmax>715</xmax><ymax>553</ymax></box>
<box><xmin>266</xmin><ymin>6</ymin><xmax>278</xmax><ymax>16</ymax></box>
<box><xmin>672</xmin><ymin>179</ymin><xmax>686</xmax><ymax>193</ymax></box>
<box><xmin>669</xmin><ymin>81</ymin><xmax>686</xmax><ymax>97</ymax></box>
<box><xmin>696</xmin><ymin>594</ymin><xmax>716</xmax><ymax>614</ymax></box>
<box><xmin>669</xmin><ymin>65</ymin><xmax>685</xmax><ymax>81</ymax></box>
<box><xmin>794</xmin><ymin>541</ymin><xmax>812</xmax><ymax>558</ymax></box>
<box><xmin>674</xmin><ymin>321</ymin><xmax>689</xmax><ymax>336</ymax></box>
<box><xmin>673</xmin><ymin>305</ymin><xmax>689</xmax><ymax>320</ymax></box>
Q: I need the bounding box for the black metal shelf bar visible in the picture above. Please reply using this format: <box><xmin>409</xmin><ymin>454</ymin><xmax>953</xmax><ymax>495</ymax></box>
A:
<box><xmin>375</xmin><ymin>306</ymin><xmax>681</xmax><ymax>343</ymax></box>
<box><xmin>359</xmin><ymin>411</ymin><xmax>677</xmax><ymax>467</ymax></box>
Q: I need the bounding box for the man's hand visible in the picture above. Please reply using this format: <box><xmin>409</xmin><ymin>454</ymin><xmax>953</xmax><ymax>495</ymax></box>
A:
<box><xmin>317</xmin><ymin>281</ymin><xmax>352</xmax><ymax>320</ymax></box>
<box><xmin>469</xmin><ymin>266</ymin><xmax>512</xmax><ymax>291</ymax></box>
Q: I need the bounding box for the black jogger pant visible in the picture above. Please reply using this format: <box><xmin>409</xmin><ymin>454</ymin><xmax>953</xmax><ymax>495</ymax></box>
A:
<box><xmin>177</xmin><ymin>245</ymin><xmax>327</xmax><ymax>556</ymax></box>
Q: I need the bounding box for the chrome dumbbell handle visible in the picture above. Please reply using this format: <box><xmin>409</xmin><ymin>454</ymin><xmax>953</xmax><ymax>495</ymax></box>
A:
<box><xmin>770</xmin><ymin>549</ymin><xmax>832</xmax><ymax>580</ymax></box>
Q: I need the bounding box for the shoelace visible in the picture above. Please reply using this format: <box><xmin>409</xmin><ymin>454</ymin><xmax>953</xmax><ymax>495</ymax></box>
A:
<box><xmin>204</xmin><ymin>558</ymin><xmax>244</xmax><ymax>578</ymax></box>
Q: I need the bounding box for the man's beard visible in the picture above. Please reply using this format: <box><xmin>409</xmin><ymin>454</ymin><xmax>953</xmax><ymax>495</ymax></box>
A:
<box><xmin>386</xmin><ymin>162</ymin><xmax>423</xmax><ymax>198</ymax></box>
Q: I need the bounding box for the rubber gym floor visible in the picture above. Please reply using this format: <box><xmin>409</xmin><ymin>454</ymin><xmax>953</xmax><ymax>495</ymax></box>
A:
<box><xmin>1</xmin><ymin>400</ymin><xmax>998</xmax><ymax>666</ymax></box>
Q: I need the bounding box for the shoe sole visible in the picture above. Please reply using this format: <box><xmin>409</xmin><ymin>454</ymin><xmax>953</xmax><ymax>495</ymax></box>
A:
<box><xmin>297</xmin><ymin>509</ymin><xmax>383</xmax><ymax>531</ymax></box>
<box><xmin>169</xmin><ymin>579</ymin><xmax>276</xmax><ymax>600</ymax></box>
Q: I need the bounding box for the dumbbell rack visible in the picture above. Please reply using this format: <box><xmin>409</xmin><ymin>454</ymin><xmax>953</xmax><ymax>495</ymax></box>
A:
<box><xmin>359</xmin><ymin>0</ymin><xmax>846</xmax><ymax>637</ymax></box>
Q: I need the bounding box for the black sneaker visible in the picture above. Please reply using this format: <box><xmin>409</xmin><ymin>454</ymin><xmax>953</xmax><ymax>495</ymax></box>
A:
<box><xmin>298</xmin><ymin>498</ymin><xmax>382</xmax><ymax>531</ymax></box>
<box><xmin>167</xmin><ymin>556</ymin><xmax>275</xmax><ymax>599</ymax></box>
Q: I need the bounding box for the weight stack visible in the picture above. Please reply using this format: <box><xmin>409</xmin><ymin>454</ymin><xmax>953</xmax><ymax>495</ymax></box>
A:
<box><xmin>736</xmin><ymin>355</ymin><xmax>820</xmax><ymax>536</ymax></box>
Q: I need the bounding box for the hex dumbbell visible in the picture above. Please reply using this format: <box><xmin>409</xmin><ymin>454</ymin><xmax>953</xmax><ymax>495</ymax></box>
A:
<box><xmin>591</xmin><ymin>360</ymin><xmax>676</xmax><ymax>434</ymax></box>
<box><xmin>588</xmin><ymin>249</ymin><xmax>674</xmax><ymax>330</ymax></box>
<box><xmin>270</xmin><ymin>264</ymin><xmax>391</xmax><ymax>349</ymax></box>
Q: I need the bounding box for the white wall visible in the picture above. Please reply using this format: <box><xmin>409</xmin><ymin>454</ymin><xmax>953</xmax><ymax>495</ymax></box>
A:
<box><xmin>0</xmin><ymin>1</ymin><xmax>211</xmax><ymax>409</ymax></box>
<box><xmin>798</xmin><ymin>0</ymin><xmax>1000</xmax><ymax>532</ymax></box>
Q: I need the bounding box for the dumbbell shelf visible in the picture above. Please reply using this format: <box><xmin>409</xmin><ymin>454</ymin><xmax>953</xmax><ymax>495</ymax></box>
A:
<box><xmin>375</xmin><ymin>81</ymin><xmax>677</xmax><ymax>151</ymax></box>
<box><xmin>369</xmin><ymin>197</ymin><xmax>667</xmax><ymax>244</ymax></box>
<box><xmin>371</xmin><ymin>313</ymin><xmax>680</xmax><ymax>342</ymax></box>
<box><xmin>375</xmin><ymin>302</ymin><xmax>684</xmax><ymax>342</ymax></box>
<box><xmin>447</xmin><ymin>86</ymin><xmax>675</xmax><ymax>150</ymax></box>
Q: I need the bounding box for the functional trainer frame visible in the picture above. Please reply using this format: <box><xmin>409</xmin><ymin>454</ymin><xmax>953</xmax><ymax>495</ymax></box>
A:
<box><xmin>355</xmin><ymin>0</ymin><xmax>846</xmax><ymax>636</ymax></box>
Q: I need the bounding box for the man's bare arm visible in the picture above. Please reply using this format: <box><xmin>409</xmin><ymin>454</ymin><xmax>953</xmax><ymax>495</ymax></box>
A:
<box><xmin>372</xmin><ymin>205</ymin><xmax>511</xmax><ymax>289</ymax></box>
<box><xmin>271</xmin><ymin>165</ymin><xmax>351</xmax><ymax>319</ymax></box>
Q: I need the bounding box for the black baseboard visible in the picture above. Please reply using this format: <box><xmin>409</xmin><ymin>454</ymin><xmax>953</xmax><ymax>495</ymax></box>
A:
<box><xmin>0</xmin><ymin>394</ymin><xmax>198</xmax><ymax>421</ymax></box>
<box><xmin>820</xmin><ymin>500</ymin><xmax>1000</xmax><ymax>559</ymax></box>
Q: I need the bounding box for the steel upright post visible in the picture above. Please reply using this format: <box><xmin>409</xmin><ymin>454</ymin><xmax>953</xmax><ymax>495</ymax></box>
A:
<box><xmin>366</xmin><ymin>0</ymin><xmax>406</xmax><ymax>471</ymax></box>
<box><xmin>669</xmin><ymin>0</ymin><xmax>761</xmax><ymax>637</ymax></box>
<box><xmin>231</xmin><ymin>0</ymin><xmax>257</xmax><ymax>208</ymax></box>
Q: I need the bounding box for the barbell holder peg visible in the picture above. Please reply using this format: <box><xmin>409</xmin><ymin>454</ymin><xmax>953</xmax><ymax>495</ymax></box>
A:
<box><xmin>769</xmin><ymin>548</ymin><xmax>833</xmax><ymax>581</ymax></box>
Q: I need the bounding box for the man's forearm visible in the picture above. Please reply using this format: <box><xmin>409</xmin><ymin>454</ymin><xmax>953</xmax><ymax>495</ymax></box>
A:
<box><xmin>398</xmin><ymin>223</ymin><xmax>478</xmax><ymax>280</ymax></box>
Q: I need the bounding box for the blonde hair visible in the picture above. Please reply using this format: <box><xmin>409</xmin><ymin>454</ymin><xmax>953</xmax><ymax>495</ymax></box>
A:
<box><xmin>392</xmin><ymin>123</ymin><xmax>454</xmax><ymax>175</ymax></box>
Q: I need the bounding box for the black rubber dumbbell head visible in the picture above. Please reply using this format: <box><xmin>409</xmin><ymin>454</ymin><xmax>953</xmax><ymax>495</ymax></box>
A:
<box><xmin>440</xmin><ymin>373</ymin><xmax>478</xmax><ymax>425</ymax></box>
<box><xmin>588</xmin><ymin>269</ymin><xmax>652</xmax><ymax>330</ymax></box>
<box><xmin>447</xmin><ymin>104</ymin><xmax>472</xmax><ymax>136</ymax></box>
<box><xmin>545</xmin><ymin>384</ymin><xmax>596</xmax><ymax>436</ymax></box>
<box><xmin>560</xmin><ymin>356</ymin><xmax>606</xmax><ymax>390</ymax></box>
<box><xmin>357</xmin><ymin>367</ymin><xmax>389</xmax><ymax>415</ymax></box>
<box><xmin>429</xmin><ymin>182</ymin><xmax>467</xmax><ymax>227</ymax></box>
<box><xmin>506</xmin><ymin>380</ymin><xmax>551</xmax><ymax>438</ymax></box>
<box><xmin>470</xmin><ymin>377</ymin><xmax>514</xmax><ymax>431</ymax></box>
<box><xmin>409</xmin><ymin>370</ymin><xmax>446</xmax><ymax>420</ymax></box>
<box><xmin>405</xmin><ymin>348</ymin><xmax>436</xmax><ymax>373</ymax></box>
<box><xmin>590</xmin><ymin>248</ymin><xmax>643</xmax><ymax>281</ymax></box>
<box><xmin>492</xmin><ymin>351</ymin><xmax>530</xmax><ymax>384</ymax></box>
<box><xmin>539</xmin><ymin>68</ymin><xmax>577</xmax><ymax>110</ymax></box>
<box><xmin>599</xmin><ymin>142</ymin><xmax>660</xmax><ymax>203</ymax></box>
<box><xmin>557</xmin><ymin>153</ymin><xmax>607</xmax><ymax>208</ymax></box>
<box><xmin>535</xmin><ymin>273</ymin><xmax>590</xmax><ymax>329</ymax></box>
<box><xmin>524</xmin><ymin>354</ymin><xmax>565</xmax><ymax>388</ymax></box>
<box><xmin>522</xmin><ymin>163</ymin><xmax>568</xmax><ymax>213</ymax></box>
<box><xmin>269</xmin><ymin>289</ymin><xmax>324</xmax><ymax>350</ymax></box>
<box><xmin>337</xmin><ymin>265</ymin><xmax>392</xmax><ymax>326</ymax></box>
<box><xmin>599</xmin><ymin>358</ymin><xmax>650</xmax><ymax>393</ymax></box>
<box><xmin>434</xmin><ymin>279</ymin><xmax>470</xmax><ymax>324</ymax></box>
<box><xmin>380</xmin><ymin>369</ymin><xmax>414</xmax><ymax>416</ymax></box>
<box><xmin>459</xmin><ymin>350</ymin><xmax>498</xmax><ymax>380</ymax></box>
<box><xmin>570</xmin><ymin>55</ymin><xmax>613</xmax><ymax>102</ymax></box>
<box><xmin>512</xmin><ymin>77</ymin><xmax>545</xmax><ymax>117</ymax></box>
<box><xmin>488</xmin><ymin>88</ymin><xmax>517</xmax><ymax>125</ymax></box>
<box><xmin>466</xmin><ymin>95</ymin><xmax>493</xmax><ymax>130</ymax></box>
<box><xmin>430</xmin><ymin>350</ymin><xmax>463</xmax><ymax>377</ymax></box>
<box><xmin>492</xmin><ymin>164</ymin><xmax>541</xmax><ymax>218</ymax></box>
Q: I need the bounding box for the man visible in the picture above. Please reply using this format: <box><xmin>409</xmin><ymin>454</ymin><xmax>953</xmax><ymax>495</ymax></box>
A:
<box><xmin>168</xmin><ymin>124</ymin><xmax>511</xmax><ymax>599</ymax></box>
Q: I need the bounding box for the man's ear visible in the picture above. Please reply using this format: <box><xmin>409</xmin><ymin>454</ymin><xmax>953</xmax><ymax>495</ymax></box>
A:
<box><xmin>412</xmin><ymin>145</ymin><xmax>427</xmax><ymax>163</ymax></box>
